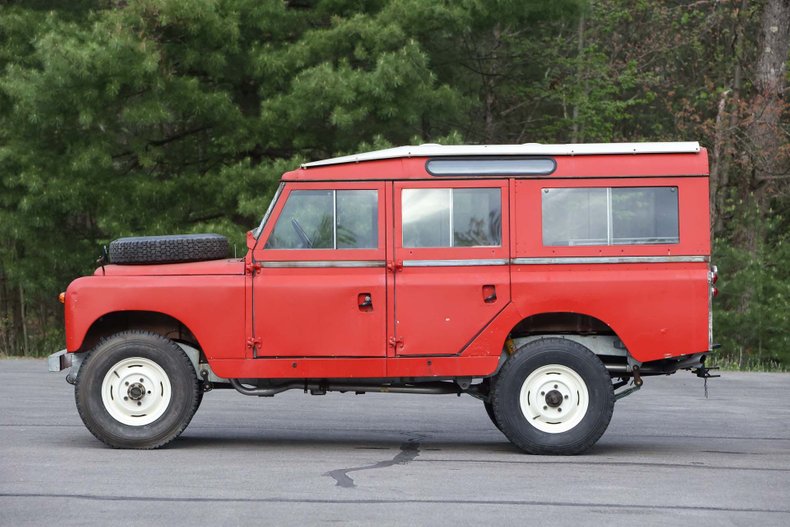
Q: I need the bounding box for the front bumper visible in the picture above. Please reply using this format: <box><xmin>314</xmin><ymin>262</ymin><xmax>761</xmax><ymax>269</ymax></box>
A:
<box><xmin>48</xmin><ymin>349</ymin><xmax>84</xmax><ymax>385</ymax></box>
<box><xmin>48</xmin><ymin>349</ymin><xmax>71</xmax><ymax>372</ymax></box>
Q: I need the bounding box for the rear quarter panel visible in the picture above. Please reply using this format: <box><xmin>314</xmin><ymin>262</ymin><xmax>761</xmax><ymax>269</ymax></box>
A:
<box><xmin>503</xmin><ymin>173</ymin><xmax>711</xmax><ymax>362</ymax></box>
<box><xmin>509</xmin><ymin>263</ymin><xmax>710</xmax><ymax>362</ymax></box>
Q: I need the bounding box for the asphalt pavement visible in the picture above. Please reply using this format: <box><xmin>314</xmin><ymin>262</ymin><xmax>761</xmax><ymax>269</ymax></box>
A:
<box><xmin>1</xmin><ymin>359</ymin><xmax>789</xmax><ymax>526</ymax></box>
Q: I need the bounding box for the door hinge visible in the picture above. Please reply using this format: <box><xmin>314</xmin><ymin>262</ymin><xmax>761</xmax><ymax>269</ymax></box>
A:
<box><xmin>246</xmin><ymin>337</ymin><xmax>261</xmax><ymax>349</ymax></box>
<box><xmin>388</xmin><ymin>336</ymin><xmax>404</xmax><ymax>349</ymax></box>
<box><xmin>246</xmin><ymin>261</ymin><xmax>262</xmax><ymax>274</ymax></box>
<box><xmin>387</xmin><ymin>261</ymin><xmax>403</xmax><ymax>273</ymax></box>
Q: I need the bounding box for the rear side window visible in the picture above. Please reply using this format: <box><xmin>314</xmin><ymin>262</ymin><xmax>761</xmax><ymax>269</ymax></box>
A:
<box><xmin>542</xmin><ymin>187</ymin><xmax>679</xmax><ymax>246</ymax></box>
<box><xmin>266</xmin><ymin>189</ymin><xmax>378</xmax><ymax>249</ymax></box>
<box><xmin>402</xmin><ymin>188</ymin><xmax>501</xmax><ymax>248</ymax></box>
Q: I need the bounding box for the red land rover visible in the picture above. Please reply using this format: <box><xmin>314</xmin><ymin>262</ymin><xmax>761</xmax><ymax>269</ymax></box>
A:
<box><xmin>49</xmin><ymin>142</ymin><xmax>718</xmax><ymax>454</ymax></box>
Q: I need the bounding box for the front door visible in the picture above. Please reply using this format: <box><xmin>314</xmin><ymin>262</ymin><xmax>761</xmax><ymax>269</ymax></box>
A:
<box><xmin>392</xmin><ymin>180</ymin><xmax>511</xmax><ymax>356</ymax></box>
<box><xmin>252</xmin><ymin>182</ymin><xmax>387</xmax><ymax>358</ymax></box>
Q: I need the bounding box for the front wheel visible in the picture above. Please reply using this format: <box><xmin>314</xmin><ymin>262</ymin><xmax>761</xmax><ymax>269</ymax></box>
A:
<box><xmin>75</xmin><ymin>331</ymin><xmax>200</xmax><ymax>449</ymax></box>
<box><xmin>483</xmin><ymin>401</ymin><xmax>502</xmax><ymax>431</ymax></box>
<box><xmin>491</xmin><ymin>338</ymin><xmax>614</xmax><ymax>455</ymax></box>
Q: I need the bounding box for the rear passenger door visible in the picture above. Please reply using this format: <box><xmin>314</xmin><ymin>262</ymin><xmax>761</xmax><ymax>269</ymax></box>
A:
<box><xmin>392</xmin><ymin>180</ymin><xmax>510</xmax><ymax>356</ymax></box>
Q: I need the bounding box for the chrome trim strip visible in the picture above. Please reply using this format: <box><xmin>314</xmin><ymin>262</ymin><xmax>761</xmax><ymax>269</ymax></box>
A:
<box><xmin>511</xmin><ymin>256</ymin><xmax>709</xmax><ymax>265</ymax></box>
<box><xmin>262</xmin><ymin>256</ymin><xmax>707</xmax><ymax>267</ymax></box>
<box><xmin>332</xmin><ymin>190</ymin><xmax>337</xmax><ymax>250</ymax></box>
<box><xmin>403</xmin><ymin>259</ymin><xmax>508</xmax><ymax>267</ymax></box>
<box><xmin>261</xmin><ymin>260</ymin><xmax>386</xmax><ymax>268</ymax></box>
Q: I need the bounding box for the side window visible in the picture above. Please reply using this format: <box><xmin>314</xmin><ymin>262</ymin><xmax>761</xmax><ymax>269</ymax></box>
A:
<box><xmin>402</xmin><ymin>188</ymin><xmax>502</xmax><ymax>248</ymax></box>
<box><xmin>542</xmin><ymin>187</ymin><xmax>679</xmax><ymax>246</ymax></box>
<box><xmin>266</xmin><ymin>189</ymin><xmax>378</xmax><ymax>249</ymax></box>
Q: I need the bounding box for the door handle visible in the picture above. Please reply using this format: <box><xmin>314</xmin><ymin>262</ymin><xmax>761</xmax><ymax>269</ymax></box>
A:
<box><xmin>358</xmin><ymin>293</ymin><xmax>373</xmax><ymax>311</ymax></box>
<box><xmin>482</xmin><ymin>285</ymin><xmax>497</xmax><ymax>303</ymax></box>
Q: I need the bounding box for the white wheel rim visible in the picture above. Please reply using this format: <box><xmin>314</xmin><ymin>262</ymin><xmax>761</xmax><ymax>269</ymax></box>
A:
<box><xmin>101</xmin><ymin>357</ymin><xmax>172</xmax><ymax>426</ymax></box>
<box><xmin>519</xmin><ymin>364</ymin><xmax>589</xmax><ymax>434</ymax></box>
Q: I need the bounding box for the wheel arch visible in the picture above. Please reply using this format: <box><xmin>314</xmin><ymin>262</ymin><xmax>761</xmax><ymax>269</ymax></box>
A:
<box><xmin>510</xmin><ymin>311</ymin><xmax>618</xmax><ymax>339</ymax></box>
<box><xmin>77</xmin><ymin>310</ymin><xmax>204</xmax><ymax>357</ymax></box>
<box><xmin>497</xmin><ymin>311</ymin><xmax>630</xmax><ymax>369</ymax></box>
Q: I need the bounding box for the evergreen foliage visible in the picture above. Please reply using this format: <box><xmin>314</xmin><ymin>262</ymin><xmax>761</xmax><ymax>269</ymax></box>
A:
<box><xmin>0</xmin><ymin>0</ymin><xmax>788</xmax><ymax>368</ymax></box>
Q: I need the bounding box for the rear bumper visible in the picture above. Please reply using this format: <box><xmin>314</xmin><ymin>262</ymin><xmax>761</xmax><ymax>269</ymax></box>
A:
<box><xmin>606</xmin><ymin>352</ymin><xmax>708</xmax><ymax>376</ymax></box>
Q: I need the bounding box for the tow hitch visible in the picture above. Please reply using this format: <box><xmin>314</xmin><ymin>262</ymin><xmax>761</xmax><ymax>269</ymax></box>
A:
<box><xmin>693</xmin><ymin>363</ymin><xmax>720</xmax><ymax>379</ymax></box>
<box><xmin>693</xmin><ymin>356</ymin><xmax>720</xmax><ymax>397</ymax></box>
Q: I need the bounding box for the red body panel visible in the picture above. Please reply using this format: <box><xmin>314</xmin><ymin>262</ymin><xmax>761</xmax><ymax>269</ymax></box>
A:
<box><xmin>65</xmin><ymin>148</ymin><xmax>712</xmax><ymax>380</ymax></box>
<box><xmin>66</xmin><ymin>261</ymin><xmax>246</xmax><ymax>361</ymax></box>
<box><xmin>94</xmin><ymin>259</ymin><xmax>244</xmax><ymax>276</ymax></box>
<box><xmin>253</xmin><ymin>267</ymin><xmax>387</xmax><ymax>357</ymax></box>
<box><xmin>509</xmin><ymin>263</ymin><xmax>709</xmax><ymax>362</ymax></box>
<box><xmin>392</xmin><ymin>266</ymin><xmax>510</xmax><ymax>356</ymax></box>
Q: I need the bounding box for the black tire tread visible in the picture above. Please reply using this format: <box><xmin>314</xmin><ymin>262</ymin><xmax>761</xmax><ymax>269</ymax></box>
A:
<box><xmin>75</xmin><ymin>331</ymin><xmax>200</xmax><ymax>449</ymax></box>
<box><xmin>109</xmin><ymin>234</ymin><xmax>229</xmax><ymax>265</ymax></box>
<box><xmin>491</xmin><ymin>337</ymin><xmax>614</xmax><ymax>455</ymax></box>
<box><xmin>483</xmin><ymin>401</ymin><xmax>502</xmax><ymax>431</ymax></box>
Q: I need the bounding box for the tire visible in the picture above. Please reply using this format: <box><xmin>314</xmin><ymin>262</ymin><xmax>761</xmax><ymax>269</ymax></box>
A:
<box><xmin>491</xmin><ymin>338</ymin><xmax>614</xmax><ymax>455</ymax></box>
<box><xmin>109</xmin><ymin>234</ymin><xmax>228</xmax><ymax>265</ymax></box>
<box><xmin>75</xmin><ymin>331</ymin><xmax>200</xmax><ymax>449</ymax></box>
<box><xmin>483</xmin><ymin>401</ymin><xmax>502</xmax><ymax>431</ymax></box>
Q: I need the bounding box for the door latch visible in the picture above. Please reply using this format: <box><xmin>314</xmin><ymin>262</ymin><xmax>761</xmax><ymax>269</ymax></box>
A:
<box><xmin>358</xmin><ymin>293</ymin><xmax>373</xmax><ymax>311</ymax></box>
<box><xmin>482</xmin><ymin>284</ymin><xmax>497</xmax><ymax>303</ymax></box>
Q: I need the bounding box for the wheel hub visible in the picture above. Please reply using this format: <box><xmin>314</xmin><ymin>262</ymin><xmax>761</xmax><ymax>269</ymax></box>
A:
<box><xmin>127</xmin><ymin>382</ymin><xmax>146</xmax><ymax>401</ymax></box>
<box><xmin>545</xmin><ymin>389</ymin><xmax>563</xmax><ymax>408</ymax></box>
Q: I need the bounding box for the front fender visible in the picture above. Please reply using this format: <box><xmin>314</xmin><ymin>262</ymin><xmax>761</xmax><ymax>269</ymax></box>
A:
<box><xmin>65</xmin><ymin>274</ymin><xmax>246</xmax><ymax>361</ymax></box>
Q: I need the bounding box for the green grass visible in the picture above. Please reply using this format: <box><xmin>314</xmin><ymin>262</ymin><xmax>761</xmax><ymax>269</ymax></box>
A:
<box><xmin>709</xmin><ymin>356</ymin><xmax>788</xmax><ymax>372</ymax></box>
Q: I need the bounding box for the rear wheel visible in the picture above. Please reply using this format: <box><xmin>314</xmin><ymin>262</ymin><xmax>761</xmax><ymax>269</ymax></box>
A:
<box><xmin>491</xmin><ymin>338</ymin><xmax>614</xmax><ymax>455</ymax></box>
<box><xmin>75</xmin><ymin>331</ymin><xmax>200</xmax><ymax>449</ymax></box>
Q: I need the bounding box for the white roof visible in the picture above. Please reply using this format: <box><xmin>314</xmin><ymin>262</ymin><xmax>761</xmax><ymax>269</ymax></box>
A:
<box><xmin>302</xmin><ymin>142</ymin><xmax>701</xmax><ymax>168</ymax></box>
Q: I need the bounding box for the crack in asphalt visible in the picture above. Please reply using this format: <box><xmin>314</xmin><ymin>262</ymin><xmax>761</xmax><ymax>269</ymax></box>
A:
<box><xmin>325</xmin><ymin>438</ymin><xmax>421</xmax><ymax>488</ymax></box>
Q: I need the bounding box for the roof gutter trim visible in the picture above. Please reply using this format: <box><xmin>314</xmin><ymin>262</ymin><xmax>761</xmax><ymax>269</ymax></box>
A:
<box><xmin>301</xmin><ymin>142</ymin><xmax>702</xmax><ymax>168</ymax></box>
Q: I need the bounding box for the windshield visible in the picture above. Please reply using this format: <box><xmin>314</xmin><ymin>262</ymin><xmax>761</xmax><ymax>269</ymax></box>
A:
<box><xmin>253</xmin><ymin>182</ymin><xmax>285</xmax><ymax>240</ymax></box>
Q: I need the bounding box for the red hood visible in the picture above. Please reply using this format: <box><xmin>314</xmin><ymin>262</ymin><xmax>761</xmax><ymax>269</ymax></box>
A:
<box><xmin>94</xmin><ymin>259</ymin><xmax>245</xmax><ymax>276</ymax></box>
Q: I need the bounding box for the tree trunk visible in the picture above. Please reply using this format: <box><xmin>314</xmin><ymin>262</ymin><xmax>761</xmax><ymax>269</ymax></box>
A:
<box><xmin>735</xmin><ymin>0</ymin><xmax>790</xmax><ymax>360</ymax></box>
<box><xmin>747</xmin><ymin>0</ymin><xmax>790</xmax><ymax>195</ymax></box>
<box><xmin>571</xmin><ymin>10</ymin><xmax>586</xmax><ymax>143</ymax></box>
<box><xmin>710</xmin><ymin>0</ymin><xmax>750</xmax><ymax>235</ymax></box>
<box><xmin>737</xmin><ymin>0</ymin><xmax>790</xmax><ymax>251</ymax></box>
<box><xmin>482</xmin><ymin>25</ymin><xmax>503</xmax><ymax>143</ymax></box>
<box><xmin>0</xmin><ymin>267</ymin><xmax>7</xmax><ymax>355</ymax></box>
<box><xmin>19</xmin><ymin>284</ymin><xmax>29</xmax><ymax>357</ymax></box>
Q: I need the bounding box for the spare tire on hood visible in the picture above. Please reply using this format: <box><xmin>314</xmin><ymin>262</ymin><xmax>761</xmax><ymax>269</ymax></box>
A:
<box><xmin>109</xmin><ymin>234</ymin><xmax>229</xmax><ymax>265</ymax></box>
